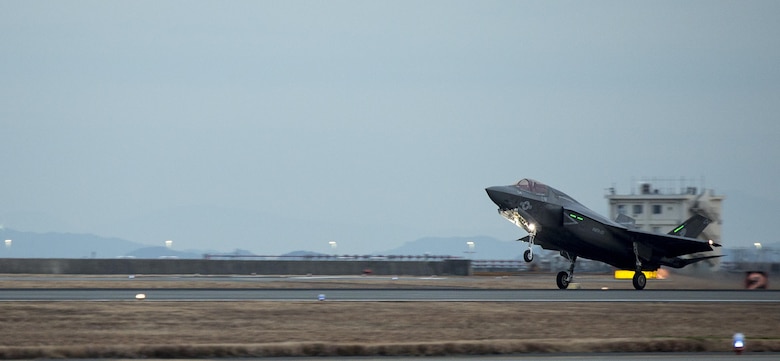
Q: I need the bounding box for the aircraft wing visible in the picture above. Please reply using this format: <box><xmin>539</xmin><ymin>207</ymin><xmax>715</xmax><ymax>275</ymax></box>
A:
<box><xmin>628</xmin><ymin>229</ymin><xmax>719</xmax><ymax>258</ymax></box>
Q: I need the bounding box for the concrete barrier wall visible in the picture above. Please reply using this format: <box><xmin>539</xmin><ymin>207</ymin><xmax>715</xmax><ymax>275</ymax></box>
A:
<box><xmin>0</xmin><ymin>259</ymin><xmax>472</xmax><ymax>276</ymax></box>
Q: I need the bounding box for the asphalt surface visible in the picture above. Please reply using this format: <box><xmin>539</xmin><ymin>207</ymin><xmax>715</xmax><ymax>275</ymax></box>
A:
<box><xmin>0</xmin><ymin>288</ymin><xmax>777</xmax><ymax>302</ymax></box>
<box><xmin>273</xmin><ymin>354</ymin><xmax>779</xmax><ymax>361</ymax></box>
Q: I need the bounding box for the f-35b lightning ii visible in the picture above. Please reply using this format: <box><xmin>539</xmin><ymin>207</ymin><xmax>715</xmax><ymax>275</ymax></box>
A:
<box><xmin>486</xmin><ymin>179</ymin><xmax>721</xmax><ymax>290</ymax></box>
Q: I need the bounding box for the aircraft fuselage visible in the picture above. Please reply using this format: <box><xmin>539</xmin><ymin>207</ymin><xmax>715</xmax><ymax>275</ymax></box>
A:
<box><xmin>489</xmin><ymin>181</ymin><xmax>665</xmax><ymax>271</ymax></box>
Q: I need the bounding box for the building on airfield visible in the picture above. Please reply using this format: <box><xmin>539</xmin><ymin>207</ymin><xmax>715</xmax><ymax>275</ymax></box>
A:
<box><xmin>605</xmin><ymin>177</ymin><xmax>724</xmax><ymax>269</ymax></box>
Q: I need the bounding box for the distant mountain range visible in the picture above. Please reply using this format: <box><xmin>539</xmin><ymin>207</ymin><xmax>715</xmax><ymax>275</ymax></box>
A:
<box><xmin>0</xmin><ymin>228</ymin><xmax>526</xmax><ymax>260</ymax></box>
<box><xmin>0</xmin><ymin>227</ymin><xmax>776</xmax><ymax>261</ymax></box>
<box><xmin>0</xmin><ymin>228</ymin><xmax>144</xmax><ymax>258</ymax></box>
<box><xmin>0</xmin><ymin>228</ymin><xmax>209</xmax><ymax>259</ymax></box>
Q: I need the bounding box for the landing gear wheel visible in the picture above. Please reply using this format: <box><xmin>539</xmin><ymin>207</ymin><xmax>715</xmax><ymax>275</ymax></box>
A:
<box><xmin>632</xmin><ymin>272</ymin><xmax>646</xmax><ymax>290</ymax></box>
<box><xmin>523</xmin><ymin>249</ymin><xmax>533</xmax><ymax>263</ymax></box>
<box><xmin>556</xmin><ymin>271</ymin><xmax>570</xmax><ymax>289</ymax></box>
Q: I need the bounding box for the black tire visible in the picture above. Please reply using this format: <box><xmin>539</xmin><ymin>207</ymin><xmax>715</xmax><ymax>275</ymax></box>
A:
<box><xmin>632</xmin><ymin>272</ymin><xmax>647</xmax><ymax>290</ymax></box>
<box><xmin>556</xmin><ymin>271</ymin><xmax>570</xmax><ymax>289</ymax></box>
<box><xmin>523</xmin><ymin>249</ymin><xmax>533</xmax><ymax>263</ymax></box>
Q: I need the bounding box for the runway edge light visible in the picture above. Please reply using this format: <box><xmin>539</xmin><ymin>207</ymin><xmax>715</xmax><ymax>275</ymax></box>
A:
<box><xmin>733</xmin><ymin>333</ymin><xmax>745</xmax><ymax>354</ymax></box>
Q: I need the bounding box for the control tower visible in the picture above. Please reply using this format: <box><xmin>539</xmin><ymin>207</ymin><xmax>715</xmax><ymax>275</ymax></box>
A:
<box><xmin>605</xmin><ymin>178</ymin><xmax>724</xmax><ymax>268</ymax></box>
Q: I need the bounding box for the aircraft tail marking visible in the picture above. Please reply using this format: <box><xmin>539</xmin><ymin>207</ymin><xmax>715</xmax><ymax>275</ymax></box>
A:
<box><xmin>667</xmin><ymin>213</ymin><xmax>711</xmax><ymax>239</ymax></box>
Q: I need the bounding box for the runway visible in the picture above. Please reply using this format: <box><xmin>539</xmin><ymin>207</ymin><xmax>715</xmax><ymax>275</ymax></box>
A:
<box><xmin>277</xmin><ymin>354</ymin><xmax>779</xmax><ymax>361</ymax></box>
<box><xmin>0</xmin><ymin>288</ymin><xmax>777</xmax><ymax>302</ymax></box>
<box><xmin>280</xmin><ymin>354</ymin><xmax>779</xmax><ymax>361</ymax></box>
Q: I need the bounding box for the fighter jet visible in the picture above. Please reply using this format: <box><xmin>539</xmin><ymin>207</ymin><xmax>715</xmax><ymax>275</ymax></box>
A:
<box><xmin>486</xmin><ymin>178</ymin><xmax>721</xmax><ymax>290</ymax></box>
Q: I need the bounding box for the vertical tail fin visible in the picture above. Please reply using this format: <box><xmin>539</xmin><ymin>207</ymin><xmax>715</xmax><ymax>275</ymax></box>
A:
<box><xmin>668</xmin><ymin>213</ymin><xmax>711</xmax><ymax>238</ymax></box>
<box><xmin>615</xmin><ymin>213</ymin><xmax>638</xmax><ymax>229</ymax></box>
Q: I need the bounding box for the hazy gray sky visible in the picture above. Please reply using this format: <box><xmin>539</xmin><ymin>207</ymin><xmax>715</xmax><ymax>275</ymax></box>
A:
<box><xmin>2</xmin><ymin>1</ymin><xmax>778</xmax><ymax>255</ymax></box>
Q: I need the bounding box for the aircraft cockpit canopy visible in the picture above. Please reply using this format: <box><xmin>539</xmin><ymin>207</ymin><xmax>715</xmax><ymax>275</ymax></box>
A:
<box><xmin>515</xmin><ymin>178</ymin><xmax>549</xmax><ymax>196</ymax></box>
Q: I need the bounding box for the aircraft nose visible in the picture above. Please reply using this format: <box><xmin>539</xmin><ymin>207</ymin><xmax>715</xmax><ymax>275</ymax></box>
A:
<box><xmin>485</xmin><ymin>186</ymin><xmax>515</xmax><ymax>207</ymax></box>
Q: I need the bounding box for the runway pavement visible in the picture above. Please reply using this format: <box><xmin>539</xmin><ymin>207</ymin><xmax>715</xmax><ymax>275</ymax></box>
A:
<box><xmin>0</xmin><ymin>273</ymin><xmax>774</xmax><ymax>302</ymax></box>
<box><xmin>0</xmin><ymin>288</ymin><xmax>777</xmax><ymax>302</ymax></box>
<box><xmin>275</xmin><ymin>354</ymin><xmax>780</xmax><ymax>361</ymax></box>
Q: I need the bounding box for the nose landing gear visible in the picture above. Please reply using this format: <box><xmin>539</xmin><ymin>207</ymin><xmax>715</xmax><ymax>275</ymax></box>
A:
<box><xmin>523</xmin><ymin>249</ymin><xmax>533</xmax><ymax>262</ymax></box>
<box><xmin>523</xmin><ymin>232</ymin><xmax>536</xmax><ymax>262</ymax></box>
<box><xmin>498</xmin><ymin>208</ymin><xmax>538</xmax><ymax>264</ymax></box>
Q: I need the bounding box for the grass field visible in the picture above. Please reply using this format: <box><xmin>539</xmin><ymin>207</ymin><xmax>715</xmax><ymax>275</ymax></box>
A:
<box><xmin>0</xmin><ymin>273</ymin><xmax>777</xmax><ymax>358</ymax></box>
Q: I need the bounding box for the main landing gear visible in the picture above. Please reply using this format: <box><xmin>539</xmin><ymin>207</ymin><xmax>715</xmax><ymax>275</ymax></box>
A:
<box><xmin>632</xmin><ymin>242</ymin><xmax>646</xmax><ymax>290</ymax></box>
<box><xmin>632</xmin><ymin>271</ymin><xmax>647</xmax><ymax>290</ymax></box>
<box><xmin>556</xmin><ymin>251</ymin><xmax>577</xmax><ymax>290</ymax></box>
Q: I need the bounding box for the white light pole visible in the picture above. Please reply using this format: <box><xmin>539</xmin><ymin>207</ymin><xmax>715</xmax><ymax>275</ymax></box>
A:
<box><xmin>754</xmin><ymin>242</ymin><xmax>763</xmax><ymax>266</ymax></box>
<box><xmin>165</xmin><ymin>240</ymin><xmax>173</xmax><ymax>249</ymax></box>
<box><xmin>4</xmin><ymin>239</ymin><xmax>11</xmax><ymax>248</ymax></box>
<box><xmin>465</xmin><ymin>241</ymin><xmax>476</xmax><ymax>258</ymax></box>
<box><xmin>329</xmin><ymin>241</ymin><xmax>337</xmax><ymax>255</ymax></box>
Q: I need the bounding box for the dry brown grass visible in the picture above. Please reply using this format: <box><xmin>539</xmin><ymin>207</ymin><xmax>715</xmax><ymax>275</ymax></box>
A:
<box><xmin>0</xmin><ymin>301</ymin><xmax>778</xmax><ymax>358</ymax></box>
